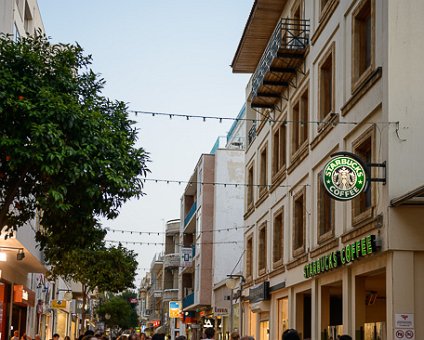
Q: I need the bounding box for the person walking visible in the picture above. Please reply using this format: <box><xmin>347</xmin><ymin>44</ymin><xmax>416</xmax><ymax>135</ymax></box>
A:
<box><xmin>282</xmin><ymin>329</ymin><xmax>300</xmax><ymax>340</ymax></box>
<box><xmin>204</xmin><ymin>328</ymin><xmax>215</xmax><ymax>339</ymax></box>
<box><xmin>338</xmin><ymin>336</ymin><xmax>352</xmax><ymax>340</ymax></box>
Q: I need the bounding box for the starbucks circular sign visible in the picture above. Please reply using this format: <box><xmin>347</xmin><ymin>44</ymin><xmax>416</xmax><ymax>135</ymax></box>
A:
<box><xmin>322</xmin><ymin>155</ymin><xmax>367</xmax><ymax>200</ymax></box>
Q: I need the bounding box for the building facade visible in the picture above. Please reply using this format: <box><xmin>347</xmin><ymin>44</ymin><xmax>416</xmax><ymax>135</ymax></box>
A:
<box><xmin>232</xmin><ymin>1</ymin><xmax>424</xmax><ymax>340</ymax></box>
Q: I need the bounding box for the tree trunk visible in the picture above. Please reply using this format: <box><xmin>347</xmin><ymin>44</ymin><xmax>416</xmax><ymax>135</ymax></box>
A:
<box><xmin>81</xmin><ymin>283</ymin><xmax>87</xmax><ymax>334</ymax></box>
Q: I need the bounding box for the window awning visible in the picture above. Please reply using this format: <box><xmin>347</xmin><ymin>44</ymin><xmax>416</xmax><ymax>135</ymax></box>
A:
<box><xmin>390</xmin><ymin>184</ymin><xmax>424</xmax><ymax>207</ymax></box>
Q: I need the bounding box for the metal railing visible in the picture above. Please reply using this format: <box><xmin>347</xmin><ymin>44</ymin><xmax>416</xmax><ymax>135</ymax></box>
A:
<box><xmin>251</xmin><ymin>18</ymin><xmax>310</xmax><ymax>98</ymax></box>
<box><xmin>248</xmin><ymin>121</ymin><xmax>256</xmax><ymax>146</ymax></box>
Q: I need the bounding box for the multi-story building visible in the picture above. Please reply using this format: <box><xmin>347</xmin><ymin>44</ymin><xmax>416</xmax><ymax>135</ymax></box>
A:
<box><xmin>162</xmin><ymin>219</ymin><xmax>180</xmax><ymax>338</ymax></box>
<box><xmin>146</xmin><ymin>253</ymin><xmax>164</xmax><ymax>334</ymax></box>
<box><xmin>211</xmin><ymin>106</ymin><xmax>246</xmax><ymax>338</ymax></box>
<box><xmin>231</xmin><ymin>1</ymin><xmax>424</xmax><ymax>340</ymax></box>
<box><xmin>179</xmin><ymin>154</ymin><xmax>215</xmax><ymax>340</ymax></box>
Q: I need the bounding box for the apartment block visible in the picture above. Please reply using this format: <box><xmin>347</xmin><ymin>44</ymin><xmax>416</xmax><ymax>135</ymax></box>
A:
<box><xmin>232</xmin><ymin>1</ymin><xmax>424</xmax><ymax>340</ymax></box>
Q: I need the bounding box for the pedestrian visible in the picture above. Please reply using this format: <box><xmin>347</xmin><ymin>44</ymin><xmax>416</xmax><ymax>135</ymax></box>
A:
<box><xmin>282</xmin><ymin>329</ymin><xmax>300</xmax><ymax>340</ymax></box>
<box><xmin>176</xmin><ymin>336</ymin><xmax>186</xmax><ymax>340</ymax></box>
<box><xmin>204</xmin><ymin>328</ymin><xmax>215</xmax><ymax>339</ymax></box>
<box><xmin>231</xmin><ymin>332</ymin><xmax>240</xmax><ymax>340</ymax></box>
<box><xmin>151</xmin><ymin>335</ymin><xmax>164</xmax><ymax>340</ymax></box>
<box><xmin>240</xmin><ymin>337</ymin><xmax>254</xmax><ymax>340</ymax></box>
<box><xmin>64</xmin><ymin>336</ymin><xmax>71</xmax><ymax>340</ymax></box>
<box><xmin>338</xmin><ymin>336</ymin><xmax>352</xmax><ymax>340</ymax></box>
<box><xmin>34</xmin><ymin>335</ymin><xmax>41</xmax><ymax>340</ymax></box>
<box><xmin>12</xmin><ymin>331</ymin><xmax>20</xmax><ymax>340</ymax></box>
<box><xmin>53</xmin><ymin>334</ymin><xmax>60</xmax><ymax>340</ymax></box>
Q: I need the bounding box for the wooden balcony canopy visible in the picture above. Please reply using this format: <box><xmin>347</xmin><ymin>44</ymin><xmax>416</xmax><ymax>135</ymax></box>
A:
<box><xmin>231</xmin><ymin>0</ymin><xmax>288</xmax><ymax>73</ymax></box>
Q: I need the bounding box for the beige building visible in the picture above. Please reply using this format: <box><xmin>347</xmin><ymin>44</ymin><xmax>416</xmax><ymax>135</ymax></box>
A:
<box><xmin>232</xmin><ymin>1</ymin><xmax>424</xmax><ymax>340</ymax></box>
<box><xmin>0</xmin><ymin>0</ymin><xmax>44</xmax><ymax>39</ymax></box>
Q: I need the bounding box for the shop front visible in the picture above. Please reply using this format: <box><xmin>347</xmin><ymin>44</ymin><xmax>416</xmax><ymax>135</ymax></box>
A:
<box><xmin>12</xmin><ymin>285</ymin><xmax>36</xmax><ymax>337</ymax></box>
<box><xmin>268</xmin><ymin>233</ymin><xmax>387</xmax><ymax>340</ymax></box>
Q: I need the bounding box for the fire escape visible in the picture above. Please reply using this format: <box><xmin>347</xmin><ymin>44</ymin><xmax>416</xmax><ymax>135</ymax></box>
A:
<box><xmin>250</xmin><ymin>18</ymin><xmax>310</xmax><ymax>109</ymax></box>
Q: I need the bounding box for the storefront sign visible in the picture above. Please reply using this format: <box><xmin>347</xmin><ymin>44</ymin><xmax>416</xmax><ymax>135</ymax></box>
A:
<box><xmin>213</xmin><ymin>306</ymin><xmax>228</xmax><ymax>316</ymax></box>
<box><xmin>181</xmin><ymin>247</ymin><xmax>193</xmax><ymax>267</ymax></box>
<box><xmin>248</xmin><ymin>281</ymin><xmax>270</xmax><ymax>303</ymax></box>
<box><xmin>322</xmin><ymin>154</ymin><xmax>367</xmax><ymax>201</ymax></box>
<box><xmin>395</xmin><ymin>313</ymin><xmax>415</xmax><ymax>339</ymax></box>
<box><xmin>51</xmin><ymin>300</ymin><xmax>67</xmax><ymax>309</ymax></box>
<box><xmin>13</xmin><ymin>285</ymin><xmax>35</xmax><ymax>307</ymax></box>
<box><xmin>169</xmin><ymin>301</ymin><xmax>181</xmax><ymax>318</ymax></box>
<box><xmin>203</xmin><ymin>318</ymin><xmax>214</xmax><ymax>328</ymax></box>
<box><xmin>304</xmin><ymin>235</ymin><xmax>377</xmax><ymax>279</ymax></box>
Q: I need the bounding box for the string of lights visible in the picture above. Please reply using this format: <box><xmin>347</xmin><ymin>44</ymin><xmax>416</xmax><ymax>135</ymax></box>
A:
<box><xmin>105</xmin><ymin>224</ymin><xmax>251</xmax><ymax>236</ymax></box>
<box><xmin>105</xmin><ymin>239</ymin><xmax>243</xmax><ymax>246</ymax></box>
<box><xmin>130</xmin><ymin>109</ymin><xmax>398</xmax><ymax>126</ymax></box>
<box><xmin>142</xmin><ymin>177</ymin><xmax>308</xmax><ymax>189</ymax></box>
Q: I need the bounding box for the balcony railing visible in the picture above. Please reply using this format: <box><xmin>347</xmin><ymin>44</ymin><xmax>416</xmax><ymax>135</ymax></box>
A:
<box><xmin>184</xmin><ymin>201</ymin><xmax>197</xmax><ymax>227</ymax></box>
<box><xmin>182</xmin><ymin>292</ymin><xmax>194</xmax><ymax>309</ymax></box>
<box><xmin>248</xmin><ymin>122</ymin><xmax>256</xmax><ymax>146</ymax></box>
<box><xmin>163</xmin><ymin>253</ymin><xmax>180</xmax><ymax>268</ymax></box>
<box><xmin>250</xmin><ymin>18</ymin><xmax>310</xmax><ymax>108</ymax></box>
<box><xmin>163</xmin><ymin>289</ymin><xmax>179</xmax><ymax>301</ymax></box>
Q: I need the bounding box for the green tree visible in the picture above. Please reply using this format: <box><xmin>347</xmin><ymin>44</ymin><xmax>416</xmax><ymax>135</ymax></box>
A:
<box><xmin>0</xmin><ymin>34</ymin><xmax>149</xmax><ymax>253</ymax></box>
<box><xmin>97</xmin><ymin>292</ymin><xmax>138</xmax><ymax>331</ymax></box>
<box><xmin>49</xmin><ymin>244</ymin><xmax>138</xmax><ymax>331</ymax></box>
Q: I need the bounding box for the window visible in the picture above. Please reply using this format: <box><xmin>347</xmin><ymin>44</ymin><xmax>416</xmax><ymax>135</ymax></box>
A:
<box><xmin>352</xmin><ymin>130</ymin><xmax>374</xmax><ymax>222</ymax></box>
<box><xmin>259</xmin><ymin>146</ymin><xmax>268</xmax><ymax>195</ymax></box>
<box><xmin>272</xmin><ymin>122</ymin><xmax>286</xmax><ymax>178</ymax></box>
<box><xmin>352</xmin><ymin>0</ymin><xmax>374</xmax><ymax>87</ymax></box>
<box><xmin>258</xmin><ymin>223</ymin><xmax>267</xmax><ymax>274</ymax></box>
<box><xmin>247</xmin><ymin>163</ymin><xmax>254</xmax><ymax>208</ymax></box>
<box><xmin>273</xmin><ymin>208</ymin><xmax>284</xmax><ymax>265</ymax></box>
<box><xmin>292</xmin><ymin>88</ymin><xmax>309</xmax><ymax>154</ymax></box>
<box><xmin>318</xmin><ymin>45</ymin><xmax>335</xmax><ymax>121</ymax></box>
<box><xmin>318</xmin><ymin>172</ymin><xmax>334</xmax><ymax>242</ymax></box>
<box><xmin>246</xmin><ymin>237</ymin><xmax>253</xmax><ymax>279</ymax></box>
<box><xmin>293</xmin><ymin>188</ymin><xmax>306</xmax><ymax>255</ymax></box>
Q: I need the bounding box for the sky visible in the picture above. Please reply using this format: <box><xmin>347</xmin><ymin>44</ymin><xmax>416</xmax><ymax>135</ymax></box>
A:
<box><xmin>37</xmin><ymin>0</ymin><xmax>252</xmax><ymax>286</ymax></box>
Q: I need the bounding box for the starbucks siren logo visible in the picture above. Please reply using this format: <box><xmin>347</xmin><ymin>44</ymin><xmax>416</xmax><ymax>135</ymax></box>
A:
<box><xmin>323</xmin><ymin>155</ymin><xmax>367</xmax><ymax>200</ymax></box>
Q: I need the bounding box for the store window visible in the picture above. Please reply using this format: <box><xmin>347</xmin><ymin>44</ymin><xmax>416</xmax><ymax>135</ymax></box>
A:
<box><xmin>296</xmin><ymin>290</ymin><xmax>312</xmax><ymax>340</ymax></box>
<box><xmin>355</xmin><ymin>271</ymin><xmax>386</xmax><ymax>340</ymax></box>
<box><xmin>277</xmin><ymin>297</ymin><xmax>289</xmax><ymax>340</ymax></box>
<box><xmin>273</xmin><ymin>208</ymin><xmax>284</xmax><ymax>266</ymax></box>
<box><xmin>259</xmin><ymin>320</ymin><xmax>270</xmax><ymax>340</ymax></box>
<box><xmin>352</xmin><ymin>0</ymin><xmax>375</xmax><ymax>89</ymax></box>
<box><xmin>321</xmin><ymin>281</ymin><xmax>343</xmax><ymax>340</ymax></box>
<box><xmin>318</xmin><ymin>171</ymin><xmax>334</xmax><ymax>243</ymax></box>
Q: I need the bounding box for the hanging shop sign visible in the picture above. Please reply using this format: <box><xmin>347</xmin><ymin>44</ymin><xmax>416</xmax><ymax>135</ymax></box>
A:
<box><xmin>304</xmin><ymin>234</ymin><xmax>377</xmax><ymax>279</ymax></box>
<box><xmin>13</xmin><ymin>285</ymin><xmax>35</xmax><ymax>307</ymax></box>
<box><xmin>181</xmin><ymin>247</ymin><xmax>193</xmax><ymax>267</ymax></box>
<box><xmin>51</xmin><ymin>299</ymin><xmax>67</xmax><ymax>309</ymax></box>
<box><xmin>248</xmin><ymin>281</ymin><xmax>270</xmax><ymax>303</ymax></box>
<box><xmin>322</xmin><ymin>153</ymin><xmax>368</xmax><ymax>201</ymax></box>
<box><xmin>169</xmin><ymin>301</ymin><xmax>181</xmax><ymax>318</ymax></box>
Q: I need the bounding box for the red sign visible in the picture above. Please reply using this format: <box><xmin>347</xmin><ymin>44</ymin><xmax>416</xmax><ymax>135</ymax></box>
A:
<box><xmin>129</xmin><ymin>298</ymin><xmax>138</xmax><ymax>304</ymax></box>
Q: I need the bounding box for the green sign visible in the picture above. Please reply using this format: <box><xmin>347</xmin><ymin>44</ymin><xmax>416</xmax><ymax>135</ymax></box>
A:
<box><xmin>323</xmin><ymin>155</ymin><xmax>367</xmax><ymax>200</ymax></box>
<box><xmin>304</xmin><ymin>235</ymin><xmax>377</xmax><ymax>279</ymax></box>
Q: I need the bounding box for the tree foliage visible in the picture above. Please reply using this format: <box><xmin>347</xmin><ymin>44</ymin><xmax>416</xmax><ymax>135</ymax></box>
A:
<box><xmin>97</xmin><ymin>291</ymin><xmax>139</xmax><ymax>330</ymax></box>
<box><xmin>0</xmin><ymin>34</ymin><xmax>149</xmax><ymax>256</ymax></box>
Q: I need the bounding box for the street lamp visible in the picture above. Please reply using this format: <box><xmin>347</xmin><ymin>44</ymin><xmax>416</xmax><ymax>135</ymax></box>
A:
<box><xmin>226</xmin><ymin>275</ymin><xmax>245</xmax><ymax>334</ymax></box>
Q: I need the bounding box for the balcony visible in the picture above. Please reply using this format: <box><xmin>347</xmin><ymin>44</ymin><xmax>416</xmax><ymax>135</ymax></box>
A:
<box><xmin>163</xmin><ymin>289</ymin><xmax>179</xmax><ymax>301</ymax></box>
<box><xmin>182</xmin><ymin>292</ymin><xmax>194</xmax><ymax>309</ymax></box>
<box><xmin>248</xmin><ymin>122</ymin><xmax>256</xmax><ymax>146</ymax></box>
<box><xmin>184</xmin><ymin>201</ymin><xmax>197</xmax><ymax>227</ymax></box>
<box><xmin>163</xmin><ymin>253</ymin><xmax>180</xmax><ymax>268</ymax></box>
<box><xmin>250</xmin><ymin>18</ymin><xmax>310</xmax><ymax>109</ymax></box>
